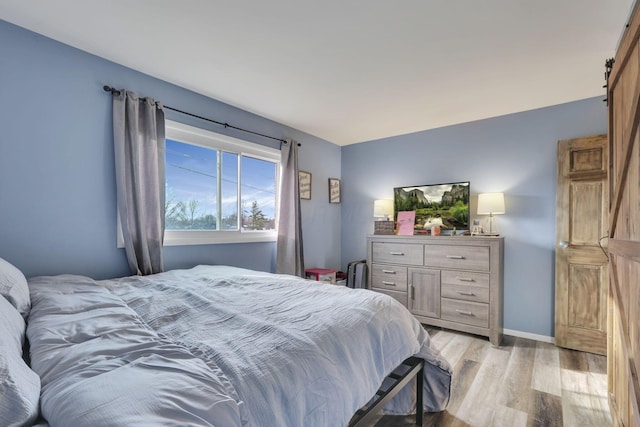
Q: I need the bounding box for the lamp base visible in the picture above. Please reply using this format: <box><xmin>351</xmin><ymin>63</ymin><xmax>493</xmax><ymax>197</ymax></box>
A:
<box><xmin>374</xmin><ymin>221</ymin><xmax>395</xmax><ymax>235</ymax></box>
<box><xmin>483</xmin><ymin>215</ymin><xmax>500</xmax><ymax>235</ymax></box>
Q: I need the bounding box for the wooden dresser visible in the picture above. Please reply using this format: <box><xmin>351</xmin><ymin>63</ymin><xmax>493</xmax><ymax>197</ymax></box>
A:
<box><xmin>366</xmin><ymin>235</ymin><xmax>504</xmax><ymax>345</ymax></box>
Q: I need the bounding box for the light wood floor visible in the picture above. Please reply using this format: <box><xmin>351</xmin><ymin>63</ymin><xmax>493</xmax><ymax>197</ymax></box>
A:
<box><xmin>367</xmin><ymin>327</ymin><xmax>611</xmax><ymax>427</ymax></box>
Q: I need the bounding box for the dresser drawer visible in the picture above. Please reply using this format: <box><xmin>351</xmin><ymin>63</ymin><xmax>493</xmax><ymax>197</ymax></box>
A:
<box><xmin>441</xmin><ymin>283</ymin><xmax>489</xmax><ymax>303</ymax></box>
<box><xmin>372</xmin><ymin>242</ymin><xmax>423</xmax><ymax>266</ymax></box>
<box><xmin>372</xmin><ymin>288</ymin><xmax>408</xmax><ymax>308</ymax></box>
<box><xmin>441</xmin><ymin>270</ymin><xmax>489</xmax><ymax>287</ymax></box>
<box><xmin>371</xmin><ymin>264</ymin><xmax>408</xmax><ymax>292</ymax></box>
<box><xmin>441</xmin><ymin>298</ymin><xmax>489</xmax><ymax>328</ymax></box>
<box><xmin>424</xmin><ymin>245</ymin><xmax>490</xmax><ymax>271</ymax></box>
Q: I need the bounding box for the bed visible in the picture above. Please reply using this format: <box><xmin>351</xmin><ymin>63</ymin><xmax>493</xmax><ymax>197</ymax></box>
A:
<box><xmin>0</xmin><ymin>258</ymin><xmax>451</xmax><ymax>427</ymax></box>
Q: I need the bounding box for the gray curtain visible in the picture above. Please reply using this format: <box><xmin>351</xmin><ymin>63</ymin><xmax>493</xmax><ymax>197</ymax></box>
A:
<box><xmin>276</xmin><ymin>140</ymin><xmax>304</xmax><ymax>276</ymax></box>
<box><xmin>112</xmin><ymin>90</ymin><xmax>166</xmax><ymax>275</ymax></box>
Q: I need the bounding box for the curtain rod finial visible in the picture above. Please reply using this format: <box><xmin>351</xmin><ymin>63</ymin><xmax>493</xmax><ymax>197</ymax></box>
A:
<box><xmin>103</xmin><ymin>85</ymin><xmax>121</xmax><ymax>96</ymax></box>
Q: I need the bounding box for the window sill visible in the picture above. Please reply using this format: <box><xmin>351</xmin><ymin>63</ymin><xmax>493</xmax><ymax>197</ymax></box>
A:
<box><xmin>163</xmin><ymin>230</ymin><xmax>277</xmax><ymax>246</ymax></box>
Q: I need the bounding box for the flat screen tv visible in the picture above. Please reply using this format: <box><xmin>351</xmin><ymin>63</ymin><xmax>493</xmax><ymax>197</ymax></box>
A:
<box><xmin>393</xmin><ymin>181</ymin><xmax>470</xmax><ymax>234</ymax></box>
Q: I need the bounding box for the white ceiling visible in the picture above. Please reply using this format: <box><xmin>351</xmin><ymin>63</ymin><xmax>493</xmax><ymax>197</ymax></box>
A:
<box><xmin>0</xmin><ymin>1</ymin><xmax>634</xmax><ymax>145</ymax></box>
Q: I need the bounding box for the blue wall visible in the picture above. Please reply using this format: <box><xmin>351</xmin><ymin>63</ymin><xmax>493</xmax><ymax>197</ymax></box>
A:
<box><xmin>340</xmin><ymin>99</ymin><xmax>607</xmax><ymax>338</ymax></box>
<box><xmin>0</xmin><ymin>20</ymin><xmax>341</xmax><ymax>279</ymax></box>
<box><xmin>0</xmin><ymin>19</ymin><xmax>610</xmax><ymax>338</ymax></box>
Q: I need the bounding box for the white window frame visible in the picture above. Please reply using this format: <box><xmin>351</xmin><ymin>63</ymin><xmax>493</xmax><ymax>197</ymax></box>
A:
<box><xmin>163</xmin><ymin>120</ymin><xmax>280</xmax><ymax>246</ymax></box>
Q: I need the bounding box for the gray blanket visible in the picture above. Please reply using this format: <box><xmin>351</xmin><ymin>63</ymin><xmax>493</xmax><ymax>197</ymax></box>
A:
<box><xmin>27</xmin><ymin>265</ymin><xmax>451</xmax><ymax>426</ymax></box>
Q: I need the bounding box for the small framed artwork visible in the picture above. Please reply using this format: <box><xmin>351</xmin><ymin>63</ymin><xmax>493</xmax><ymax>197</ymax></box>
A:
<box><xmin>299</xmin><ymin>170</ymin><xmax>311</xmax><ymax>200</ymax></box>
<box><xmin>328</xmin><ymin>178</ymin><xmax>341</xmax><ymax>204</ymax></box>
<box><xmin>396</xmin><ymin>211</ymin><xmax>416</xmax><ymax>236</ymax></box>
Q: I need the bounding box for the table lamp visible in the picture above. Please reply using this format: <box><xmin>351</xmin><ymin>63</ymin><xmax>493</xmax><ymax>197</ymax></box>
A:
<box><xmin>477</xmin><ymin>193</ymin><xmax>505</xmax><ymax>235</ymax></box>
<box><xmin>373</xmin><ymin>199</ymin><xmax>394</xmax><ymax>234</ymax></box>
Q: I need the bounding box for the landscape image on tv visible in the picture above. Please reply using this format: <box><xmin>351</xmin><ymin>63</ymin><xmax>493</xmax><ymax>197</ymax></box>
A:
<box><xmin>393</xmin><ymin>182</ymin><xmax>470</xmax><ymax>233</ymax></box>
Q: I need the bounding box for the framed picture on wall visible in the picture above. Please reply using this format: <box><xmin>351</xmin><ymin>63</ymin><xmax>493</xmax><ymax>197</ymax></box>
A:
<box><xmin>328</xmin><ymin>178</ymin><xmax>341</xmax><ymax>204</ymax></box>
<box><xmin>299</xmin><ymin>171</ymin><xmax>311</xmax><ymax>200</ymax></box>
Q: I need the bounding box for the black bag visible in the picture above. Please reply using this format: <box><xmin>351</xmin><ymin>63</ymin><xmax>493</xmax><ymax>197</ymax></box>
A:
<box><xmin>346</xmin><ymin>260</ymin><xmax>367</xmax><ymax>289</ymax></box>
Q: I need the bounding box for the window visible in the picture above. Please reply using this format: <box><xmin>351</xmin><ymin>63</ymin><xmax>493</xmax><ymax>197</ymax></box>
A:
<box><xmin>163</xmin><ymin>120</ymin><xmax>280</xmax><ymax>245</ymax></box>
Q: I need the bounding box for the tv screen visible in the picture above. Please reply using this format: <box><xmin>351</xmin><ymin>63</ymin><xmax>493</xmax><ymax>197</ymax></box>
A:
<box><xmin>393</xmin><ymin>181</ymin><xmax>470</xmax><ymax>234</ymax></box>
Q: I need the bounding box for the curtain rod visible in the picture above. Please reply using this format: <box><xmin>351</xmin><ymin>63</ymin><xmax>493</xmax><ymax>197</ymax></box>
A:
<box><xmin>103</xmin><ymin>85</ymin><xmax>297</xmax><ymax>145</ymax></box>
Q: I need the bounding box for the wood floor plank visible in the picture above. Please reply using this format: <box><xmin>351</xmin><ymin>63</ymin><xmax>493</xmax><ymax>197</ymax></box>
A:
<box><xmin>561</xmin><ymin>367</ymin><xmax>612</xmax><ymax>426</ymax></box>
<box><xmin>457</xmin><ymin>333</ymin><xmax>489</xmax><ymax>364</ymax></box>
<box><xmin>439</xmin><ymin>333</ymin><xmax>474</xmax><ymax>369</ymax></box>
<box><xmin>559</xmin><ymin>347</ymin><xmax>589</xmax><ymax>372</ymax></box>
<box><xmin>370</xmin><ymin>330</ymin><xmax>612</xmax><ymax>427</ymax></box>
<box><xmin>496</xmin><ymin>336</ymin><xmax>536</xmax><ymax>413</ymax></box>
<box><xmin>492</xmin><ymin>405</ymin><xmax>528</xmax><ymax>427</ymax></box>
<box><xmin>528</xmin><ymin>390</ymin><xmax>563</xmax><ymax>427</ymax></box>
<box><xmin>585</xmin><ymin>351</ymin><xmax>607</xmax><ymax>375</ymax></box>
<box><xmin>440</xmin><ymin>358</ymin><xmax>480</xmax><ymax>416</ymax></box>
<box><xmin>454</xmin><ymin>347</ymin><xmax>510</xmax><ymax>426</ymax></box>
<box><xmin>531</xmin><ymin>341</ymin><xmax>562</xmax><ymax>396</ymax></box>
<box><xmin>430</xmin><ymin>328</ymin><xmax>458</xmax><ymax>351</ymax></box>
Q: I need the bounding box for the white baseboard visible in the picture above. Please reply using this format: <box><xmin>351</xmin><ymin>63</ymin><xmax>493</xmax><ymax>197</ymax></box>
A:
<box><xmin>504</xmin><ymin>328</ymin><xmax>555</xmax><ymax>344</ymax></box>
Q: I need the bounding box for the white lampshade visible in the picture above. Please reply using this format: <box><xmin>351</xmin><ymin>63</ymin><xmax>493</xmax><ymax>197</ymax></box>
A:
<box><xmin>477</xmin><ymin>193</ymin><xmax>505</xmax><ymax>215</ymax></box>
<box><xmin>373</xmin><ymin>199</ymin><xmax>394</xmax><ymax>219</ymax></box>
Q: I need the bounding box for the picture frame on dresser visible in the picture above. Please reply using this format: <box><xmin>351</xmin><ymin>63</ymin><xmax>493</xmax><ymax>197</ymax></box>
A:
<box><xmin>366</xmin><ymin>234</ymin><xmax>504</xmax><ymax>345</ymax></box>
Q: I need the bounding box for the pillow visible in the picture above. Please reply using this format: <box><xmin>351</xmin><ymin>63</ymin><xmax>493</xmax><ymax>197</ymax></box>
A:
<box><xmin>0</xmin><ymin>295</ymin><xmax>40</xmax><ymax>426</ymax></box>
<box><xmin>0</xmin><ymin>257</ymin><xmax>30</xmax><ymax>318</ymax></box>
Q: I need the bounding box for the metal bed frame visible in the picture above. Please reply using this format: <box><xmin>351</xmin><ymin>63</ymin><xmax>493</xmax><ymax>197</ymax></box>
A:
<box><xmin>348</xmin><ymin>356</ymin><xmax>425</xmax><ymax>427</ymax></box>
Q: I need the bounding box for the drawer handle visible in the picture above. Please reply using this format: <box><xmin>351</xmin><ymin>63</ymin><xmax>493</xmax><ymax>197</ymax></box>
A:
<box><xmin>447</xmin><ymin>255</ymin><xmax>465</xmax><ymax>259</ymax></box>
<box><xmin>456</xmin><ymin>277</ymin><xmax>475</xmax><ymax>282</ymax></box>
<box><xmin>382</xmin><ymin>270</ymin><xmax>396</xmax><ymax>274</ymax></box>
<box><xmin>389</xmin><ymin>252</ymin><xmax>405</xmax><ymax>256</ymax></box>
<box><xmin>457</xmin><ymin>291</ymin><xmax>476</xmax><ymax>296</ymax></box>
<box><xmin>456</xmin><ymin>309</ymin><xmax>474</xmax><ymax>316</ymax></box>
<box><xmin>381</xmin><ymin>281</ymin><xmax>396</xmax><ymax>286</ymax></box>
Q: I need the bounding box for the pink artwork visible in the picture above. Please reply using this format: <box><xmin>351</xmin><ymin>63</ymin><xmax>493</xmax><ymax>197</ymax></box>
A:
<box><xmin>396</xmin><ymin>211</ymin><xmax>416</xmax><ymax>236</ymax></box>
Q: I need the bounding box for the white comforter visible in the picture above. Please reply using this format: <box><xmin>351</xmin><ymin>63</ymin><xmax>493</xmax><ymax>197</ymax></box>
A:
<box><xmin>27</xmin><ymin>266</ymin><xmax>451</xmax><ymax>427</ymax></box>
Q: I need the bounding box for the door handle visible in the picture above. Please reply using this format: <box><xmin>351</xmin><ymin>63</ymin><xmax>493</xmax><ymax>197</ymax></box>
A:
<box><xmin>559</xmin><ymin>241</ymin><xmax>569</xmax><ymax>249</ymax></box>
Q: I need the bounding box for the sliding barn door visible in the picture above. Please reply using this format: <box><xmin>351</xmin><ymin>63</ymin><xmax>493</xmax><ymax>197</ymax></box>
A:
<box><xmin>607</xmin><ymin>2</ymin><xmax>640</xmax><ymax>426</ymax></box>
<box><xmin>555</xmin><ymin>135</ymin><xmax>609</xmax><ymax>355</ymax></box>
